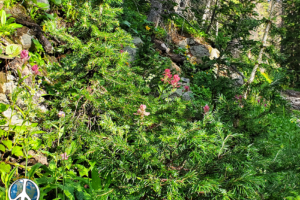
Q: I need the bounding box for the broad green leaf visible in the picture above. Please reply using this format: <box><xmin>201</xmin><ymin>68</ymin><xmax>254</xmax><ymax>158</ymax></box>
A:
<box><xmin>45</xmin><ymin>13</ymin><xmax>55</xmax><ymax>20</ymax></box>
<box><xmin>91</xmin><ymin>168</ymin><xmax>102</xmax><ymax>190</ymax></box>
<box><xmin>6</xmin><ymin>167</ymin><xmax>17</xmax><ymax>185</ymax></box>
<box><xmin>74</xmin><ymin>164</ymin><xmax>89</xmax><ymax>177</ymax></box>
<box><xmin>29</xmin><ymin>138</ymin><xmax>42</xmax><ymax>150</ymax></box>
<box><xmin>2</xmin><ymin>140</ymin><xmax>12</xmax><ymax>150</ymax></box>
<box><xmin>7</xmin><ymin>23</ymin><xmax>23</xmax><ymax>29</ymax></box>
<box><xmin>0</xmin><ymin>162</ymin><xmax>10</xmax><ymax>173</ymax></box>
<box><xmin>122</xmin><ymin>21</ymin><xmax>131</xmax><ymax>27</ymax></box>
<box><xmin>6</xmin><ymin>44</ymin><xmax>22</xmax><ymax>57</ymax></box>
<box><xmin>49</xmin><ymin>160</ymin><xmax>56</xmax><ymax>171</ymax></box>
<box><xmin>28</xmin><ymin>163</ymin><xmax>43</xmax><ymax>179</ymax></box>
<box><xmin>0</xmin><ymin>10</ymin><xmax>6</xmax><ymax>26</ymax></box>
<box><xmin>50</xmin><ymin>0</ymin><xmax>61</xmax><ymax>5</ymax></box>
<box><xmin>66</xmin><ymin>141</ymin><xmax>77</xmax><ymax>155</ymax></box>
<box><xmin>0</xmin><ymin>144</ymin><xmax>5</xmax><ymax>152</ymax></box>
<box><xmin>0</xmin><ymin>103</ymin><xmax>8</xmax><ymax>112</ymax></box>
<box><xmin>30</xmin><ymin>123</ymin><xmax>38</xmax><ymax>127</ymax></box>
<box><xmin>11</xmin><ymin>146</ymin><xmax>24</xmax><ymax>157</ymax></box>
<box><xmin>37</xmin><ymin>2</ymin><xmax>50</xmax><ymax>10</ymax></box>
<box><xmin>0</xmin><ymin>119</ymin><xmax>6</xmax><ymax>125</ymax></box>
<box><xmin>0</xmin><ymin>129</ymin><xmax>5</xmax><ymax>137</ymax></box>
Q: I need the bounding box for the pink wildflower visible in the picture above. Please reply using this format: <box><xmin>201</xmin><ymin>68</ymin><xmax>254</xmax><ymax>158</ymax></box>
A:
<box><xmin>170</xmin><ymin>74</ymin><xmax>180</xmax><ymax>88</ymax></box>
<box><xmin>134</xmin><ymin>104</ymin><xmax>150</xmax><ymax>119</ymax></box>
<box><xmin>60</xmin><ymin>153</ymin><xmax>69</xmax><ymax>160</ymax></box>
<box><xmin>258</xmin><ymin>99</ymin><xmax>260</xmax><ymax>103</ymax></box>
<box><xmin>203</xmin><ymin>104</ymin><xmax>210</xmax><ymax>114</ymax></box>
<box><xmin>31</xmin><ymin>65</ymin><xmax>40</xmax><ymax>75</ymax></box>
<box><xmin>32</xmin><ymin>64</ymin><xmax>38</xmax><ymax>71</ymax></box>
<box><xmin>161</xmin><ymin>69</ymin><xmax>172</xmax><ymax>83</ymax></box>
<box><xmin>235</xmin><ymin>95</ymin><xmax>242</xmax><ymax>100</ymax></box>
<box><xmin>264</xmin><ymin>104</ymin><xmax>267</xmax><ymax>107</ymax></box>
<box><xmin>20</xmin><ymin>50</ymin><xmax>30</xmax><ymax>62</ymax></box>
<box><xmin>183</xmin><ymin>85</ymin><xmax>190</xmax><ymax>92</ymax></box>
<box><xmin>121</xmin><ymin>44</ymin><xmax>124</xmax><ymax>48</ymax></box>
<box><xmin>58</xmin><ymin>111</ymin><xmax>65</xmax><ymax>118</ymax></box>
<box><xmin>120</xmin><ymin>50</ymin><xmax>124</xmax><ymax>53</ymax></box>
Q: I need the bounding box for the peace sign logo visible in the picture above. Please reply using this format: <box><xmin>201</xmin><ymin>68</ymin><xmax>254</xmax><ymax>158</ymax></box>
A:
<box><xmin>8</xmin><ymin>179</ymin><xmax>40</xmax><ymax>200</ymax></box>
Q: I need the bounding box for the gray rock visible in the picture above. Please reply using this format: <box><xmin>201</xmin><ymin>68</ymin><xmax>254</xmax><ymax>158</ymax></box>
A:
<box><xmin>124</xmin><ymin>46</ymin><xmax>137</xmax><ymax>62</ymax></box>
<box><xmin>0</xmin><ymin>94</ymin><xmax>9</xmax><ymax>104</ymax></box>
<box><xmin>6</xmin><ymin>75</ymin><xmax>15</xmax><ymax>82</ymax></box>
<box><xmin>187</xmin><ymin>38</ymin><xmax>195</xmax><ymax>45</ymax></box>
<box><xmin>4</xmin><ymin>82</ymin><xmax>16</xmax><ymax>94</ymax></box>
<box><xmin>178</xmin><ymin>39</ymin><xmax>188</xmax><ymax>48</ymax></box>
<box><xmin>2</xmin><ymin>108</ymin><xmax>24</xmax><ymax>126</ymax></box>
<box><xmin>171</xmin><ymin>62</ymin><xmax>181</xmax><ymax>74</ymax></box>
<box><xmin>282</xmin><ymin>90</ymin><xmax>300</xmax><ymax>110</ymax></box>
<box><xmin>182</xmin><ymin>91</ymin><xmax>192</xmax><ymax>101</ymax></box>
<box><xmin>123</xmin><ymin>37</ymin><xmax>143</xmax><ymax>62</ymax></box>
<box><xmin>161</xmin><ymin>43</ymin><xmax>170</xmax><ymax>53</ymax></box>
<box><xmin>181</xmin><ymin>77</ymin><xmax>190</xmax><ymax>83</ymax></box>
<box><xmin>132</xmin><ymin>37</ymin><xmax>144</xmax><ymax>48</ymax></box>
<box><xmin>37</xmin><ymin>104</ymin><xmax>47</xmax><ymax>113</ymax></box>
<box><xmin>20</xmin><ymin>34</ymin><xmax>32</xmax><ymax>49</ymax></box>
<box><xmin>9</xmin><ymin>4</ymin><xmax>28</xmax><ymax>19</ymax></box>
<box><xmin>190</xmin><ymin>45</ymin><xmax>210</xmax><ymax>58</ymax></box>
<box><xmin>231</xmin><ymin>72</ymin><xmax>244</xmax><ymax>86</ymax></box>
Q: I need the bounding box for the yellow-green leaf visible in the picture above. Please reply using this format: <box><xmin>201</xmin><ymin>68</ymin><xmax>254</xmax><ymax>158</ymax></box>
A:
<box><xmin>0</xmin><ymin>144</ymin><xmax>5</xmax><ymax>152</ymax></box>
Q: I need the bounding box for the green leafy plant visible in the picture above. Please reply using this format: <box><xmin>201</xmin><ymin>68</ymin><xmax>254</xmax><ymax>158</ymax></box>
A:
<box><xmin>0</xmin><ymin>9</ymin><xmax>22</xmax><ymax>37</ymax></box>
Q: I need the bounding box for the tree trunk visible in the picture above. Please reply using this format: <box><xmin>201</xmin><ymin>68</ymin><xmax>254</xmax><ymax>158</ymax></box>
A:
<box><xmin>248</xmin><ymin>0</ymin><xmax>276</xmax><ymax>84</ymax></box>
<box><xmin>206</xmin><ymin>0</ymin><xmax>219</xmax><ymax>34</ymax></box>
<box><xmin>147</xmin><ymin>0</ymin><xmax>163</xmax><ymax>28</ymax></box>
<box><xmin>244</xmin><ymin>0</ymin><xmax>276</xmax><ymax>98</ymax></box>
<box><xmin>202</xmin><ymin>0</ymin><xmax>212</xmax><ymax>24</ymax></box>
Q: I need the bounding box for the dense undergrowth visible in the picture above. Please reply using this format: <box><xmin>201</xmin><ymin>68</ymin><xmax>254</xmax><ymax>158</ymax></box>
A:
<box><xmin>0</xmin><ymin>0</ymin><xmax>299</xmax><ymax>199</ymax></box>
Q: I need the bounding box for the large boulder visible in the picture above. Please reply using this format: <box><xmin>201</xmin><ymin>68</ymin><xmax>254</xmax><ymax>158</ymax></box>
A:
<box><xmin>281</xmin><ymin>90</ymin><xmax>300</xmax><ymax>110</ymax></box>
<box><xmin>190</xmin><ymin>45</ymin><xmax>210</xmax><ymax>59</ymax></box>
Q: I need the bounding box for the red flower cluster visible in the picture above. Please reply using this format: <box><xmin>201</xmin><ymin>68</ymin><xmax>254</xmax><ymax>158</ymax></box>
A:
<box><xmin>203</xmin><ymin>104</ymin><xmax>210</xmax><ymax>114</ymax></box>
<box><xmin>183</xmin><ymin>85</ymin><xmax>190</xmax><ymax>92</ymax></box>
<box><xmin>161</xmin><ymin>69</ymin><xmax>180</xmax><ymax>88</ymax></box>
<box><xmin>20</xmin><ymin>50</ymin><xmax>30</xmax><ymax>62</ymax></box>
<box><xmin>31</xmin><ymin>65</ymin><xmax>40</xmax><ymax>75</ymax></box>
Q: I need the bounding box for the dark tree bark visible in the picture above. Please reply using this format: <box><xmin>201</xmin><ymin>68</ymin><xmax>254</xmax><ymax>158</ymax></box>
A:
<box><xmin>147</xmin><ymin>0</ymin><xmax>163</xmax><ymax>27</ymax></box>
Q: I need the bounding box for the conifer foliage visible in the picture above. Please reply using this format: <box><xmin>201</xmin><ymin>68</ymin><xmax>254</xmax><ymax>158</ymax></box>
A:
<box><xmin>0</xmin><ymin>0</ymin><xmax>299</xmax><ymax>199</ymax></box>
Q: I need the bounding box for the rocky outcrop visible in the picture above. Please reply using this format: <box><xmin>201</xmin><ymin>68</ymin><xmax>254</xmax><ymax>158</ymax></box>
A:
<box><xmin>124</xmin><ymin>36</ymin><xmax>144</xmax><ymax>62</ymax></box>
<box><xmin>282</xmin><ymin>90</ymin><xmax>300</xmax><ymax>110</ymax></box>
<box><xmin>174</xmin><ymin>37</ymin><xmax>220</xmax><ymax>64</ymax></box>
